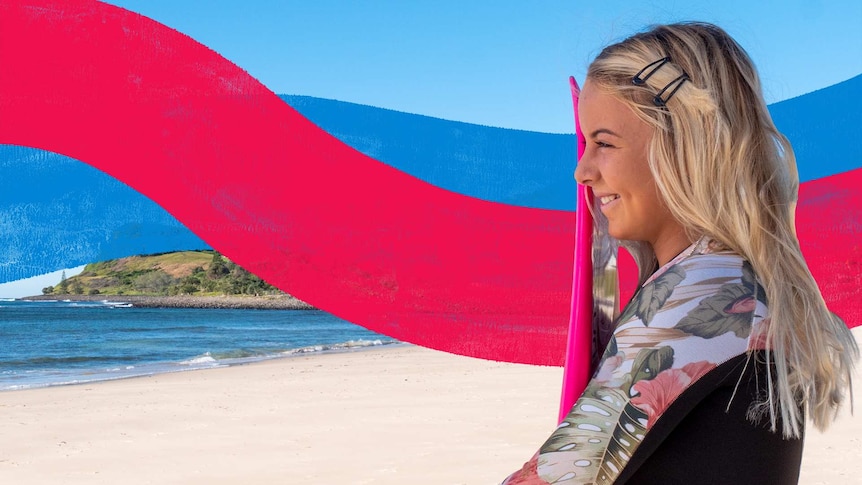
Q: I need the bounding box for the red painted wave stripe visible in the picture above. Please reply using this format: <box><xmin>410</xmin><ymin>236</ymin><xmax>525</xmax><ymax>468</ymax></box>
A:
<box><xmin>0</xmin><ymin>0</ymin><xmax>857</xmax><ymax>367</ymax></box>
<box><xmin>797</xmin><ymin>169</ymin><xmax>862</xmax><ymax>327</ymax></box>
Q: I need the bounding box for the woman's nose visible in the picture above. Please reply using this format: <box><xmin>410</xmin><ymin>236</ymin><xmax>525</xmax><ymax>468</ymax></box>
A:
<box><xmin>574</xmin><ymin>150</ymin><xmax>595</xmax><ymax>185</ymax></box>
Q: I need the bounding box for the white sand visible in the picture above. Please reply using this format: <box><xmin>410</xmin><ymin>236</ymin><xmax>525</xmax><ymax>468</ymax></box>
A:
<box><xmin>1</xmin><ymin>330</ymin><xmax>860</xmax><ymax>484</ymax></box>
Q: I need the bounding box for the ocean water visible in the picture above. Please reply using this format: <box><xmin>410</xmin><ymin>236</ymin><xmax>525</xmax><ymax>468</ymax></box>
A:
<box><xmin>0</xmin><ymin>299</ymin><xmax>398</xmax><ymax>391</ymax></box>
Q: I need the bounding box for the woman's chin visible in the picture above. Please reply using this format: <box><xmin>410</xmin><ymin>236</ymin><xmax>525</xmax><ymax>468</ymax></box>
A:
<box><xmin>607</xmin><ymin>225</ymin><xmax>628</xmax><ymax>241</ymax></box>
<box><xmin>607</xmin><ymin>227</ymin><xmax>648</xmax><ymax>245</ymax></box>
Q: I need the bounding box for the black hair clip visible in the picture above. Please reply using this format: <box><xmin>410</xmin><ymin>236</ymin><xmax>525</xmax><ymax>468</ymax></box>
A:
<box><xmin>653</xmin><ymin>73</ymin><xmax>689</xmax><ymax>107</ymax></box>
<box><xmin>632</xmin><ymin>57</ymin><xmax>690</xmax><ymax>107</ymax></box>
<box><xmin>632</xmin><ymin>57</ymin><xmax>670</xmax><ymax>85</ymax></box>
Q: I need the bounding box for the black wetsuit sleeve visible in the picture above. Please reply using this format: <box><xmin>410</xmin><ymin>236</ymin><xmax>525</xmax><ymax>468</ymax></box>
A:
<box><xmin>618</xmin><ymin>352</ymin><xmax>804</xmax><ymax>485</ymax></box>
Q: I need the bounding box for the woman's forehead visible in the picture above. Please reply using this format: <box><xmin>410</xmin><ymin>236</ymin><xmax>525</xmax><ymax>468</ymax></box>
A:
<box><xmin>578</xmin><ymin>81</ymin><xmax>644</xmax><ymax>135</ymax></box>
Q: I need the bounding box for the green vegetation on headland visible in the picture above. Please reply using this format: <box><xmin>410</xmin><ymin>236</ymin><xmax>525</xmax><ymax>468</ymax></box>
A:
<box><xmin>36</xmin><ymin>251</ymin><xmax>312</xmax><ymax>310</ymax></box>
<box><xmin>42</xmin><ymin>250</ymin><xmax>281</xmax><ymax>297</ymax></box>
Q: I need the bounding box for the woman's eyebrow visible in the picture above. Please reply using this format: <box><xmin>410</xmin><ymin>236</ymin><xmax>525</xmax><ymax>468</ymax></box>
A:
<box><xmin>589</xmin><ymin>128</ymin><xmax>621</xmax><ymax>138</ymax></box>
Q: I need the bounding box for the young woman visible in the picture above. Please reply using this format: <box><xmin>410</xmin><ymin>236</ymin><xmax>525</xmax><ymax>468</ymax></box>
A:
<box><xmin>502</xmin><ymin>22</ymin><xmax>857</xmax><ymax>484</ymax></box>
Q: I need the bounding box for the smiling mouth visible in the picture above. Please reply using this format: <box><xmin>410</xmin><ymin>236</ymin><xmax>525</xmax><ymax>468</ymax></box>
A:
<box><xmin>599</xmin><ymin>194</ymin><xmax>620</xmax><ymax>205</ymax></box>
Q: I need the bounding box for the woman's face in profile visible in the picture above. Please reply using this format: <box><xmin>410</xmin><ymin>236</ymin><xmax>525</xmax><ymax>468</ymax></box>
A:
<box><xmin>575</xmin><ymin>80</ymin><xmax>686</xmax><ymax>262</ymax></box>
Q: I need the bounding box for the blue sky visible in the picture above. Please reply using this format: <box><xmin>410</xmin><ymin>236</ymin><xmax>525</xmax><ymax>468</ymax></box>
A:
<box><xmin>104</xmin><ymin>0</ymin><xmax>862</xmax><ymax>133</ymax></box>
<box><xmin>2</xmin><ymin>0</ymin><xmax>860</xmax><ymax>297</ymax></box>
<box><xmin>0</xmin><ymin>266</ymin><xmax>86</xmax><ymax>299</ymax></box>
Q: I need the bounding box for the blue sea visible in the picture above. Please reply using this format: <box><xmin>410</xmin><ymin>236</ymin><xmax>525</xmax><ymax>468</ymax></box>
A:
<box><xmin>0</xmin><ymin>299</ymin><xmax>398</xmax><ymax>391</ymax></box>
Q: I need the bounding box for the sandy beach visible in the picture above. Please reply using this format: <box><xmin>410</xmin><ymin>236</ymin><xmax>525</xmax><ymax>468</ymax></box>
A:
<box><xmin>2</xmin><ymin>330</ymin><xmax>860</xmax><ymax>484</ymax></box>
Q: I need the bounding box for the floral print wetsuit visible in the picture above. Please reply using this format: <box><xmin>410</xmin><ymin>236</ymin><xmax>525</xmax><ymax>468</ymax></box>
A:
<box><xmin>502</xmin><ymin>238</ymin><xmax>803</xmax><ymax>484</ymax></box>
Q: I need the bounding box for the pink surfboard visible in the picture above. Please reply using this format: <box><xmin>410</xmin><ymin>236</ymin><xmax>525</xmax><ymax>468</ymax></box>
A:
<box><xmin>558</xmin><ymin>77</ymin><xmax>593</xmax><ymax>423</ymax></box>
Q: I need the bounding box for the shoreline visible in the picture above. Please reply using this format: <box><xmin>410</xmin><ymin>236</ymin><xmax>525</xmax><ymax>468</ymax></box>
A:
<box><xmin>1</xmin><ymin>339</ymin><xmax>409</xmax><ymax>393</ymax></box>
<box><xmin>20</xmin><ymin>293</ymin><xmax>316</xmax><ymax>310</ymax></box>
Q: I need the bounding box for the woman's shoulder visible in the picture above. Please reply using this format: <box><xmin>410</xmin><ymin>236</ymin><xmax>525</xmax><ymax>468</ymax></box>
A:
<box><xmin>619</xmin><ymin>242</ymin><xmax>769</xmax><ymax>350</ymax></box>
<box><xmin>638</xmin><ymin>253</ymin><xmax>755</xmax><ymax>304</ymax></box>
<box><xmin>655</xmin><ymin>239</ymin><xmax>760</xmax><ymax>291</ymax></box>
<box><xmin>677</xmin><ymin>250</ymin><xmax>752</xmax><ymax>283</ymax></box>
<box><xmin>641</xmin><ymin>238</ymin><xmax>747</xmax><ymax>287</ymax></box>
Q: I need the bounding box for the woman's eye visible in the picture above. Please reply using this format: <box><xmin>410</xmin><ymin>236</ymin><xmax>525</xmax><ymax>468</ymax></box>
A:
<box><xmin>595</xmin><ymin>141</ymin><xmax>613</xmax><ymax>148</ymax></box>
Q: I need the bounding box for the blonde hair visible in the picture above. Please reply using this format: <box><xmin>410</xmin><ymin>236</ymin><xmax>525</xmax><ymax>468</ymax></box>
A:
<box><xmin>586</xmin><ymin>21</ymin><xmax>857</xmax><ymax>438</ymax></box>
